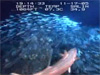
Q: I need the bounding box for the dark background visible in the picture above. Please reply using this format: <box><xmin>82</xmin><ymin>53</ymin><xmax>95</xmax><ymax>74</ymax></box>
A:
<box><xmin>0</xmin><ymin>0</ymin><xmax>99</xmax><ymax>27</ymax></box>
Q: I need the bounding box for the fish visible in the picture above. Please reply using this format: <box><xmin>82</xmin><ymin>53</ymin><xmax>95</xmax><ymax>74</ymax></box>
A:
<box><xmin>33</xmin><ymin>48</ymin><xmax>77</xmax><ymax>75</ymax></box>
<box><xmin>10</xmin><ymin>48</ymin><xmax>77</xmax><ymax>75</ymax></box>
<box><xmin>10</xmin><ymin>73</ymin><xmax>21</xmax><ymax>75</ymax></box>
<box><xmin>1</xmin><ymin>11</ymin><xmax>100</xmax><ymax>74</ymax></box>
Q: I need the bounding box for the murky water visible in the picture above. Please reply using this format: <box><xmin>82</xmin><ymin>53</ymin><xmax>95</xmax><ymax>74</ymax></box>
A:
<box><xmin>0</xmin><ymin>11</ymin><xmax>100</xmax><ymax>75</ymax></box>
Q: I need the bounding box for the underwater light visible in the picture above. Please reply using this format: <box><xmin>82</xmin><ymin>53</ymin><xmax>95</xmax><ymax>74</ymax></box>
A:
<box><xmin>1</xmin><ymin>10</ymin><xmax>100</xmax><ymax>75</ymax></box>
<box><xmin>59</xmin><ymin>16</ymin><xmax>79</xmax><ymax>27</ymax></box>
